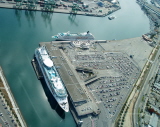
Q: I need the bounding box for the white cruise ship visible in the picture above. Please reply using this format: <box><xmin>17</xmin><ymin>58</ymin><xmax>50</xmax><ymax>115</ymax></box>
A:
<box><xmin>52</xmin><ymin>31</ymin><xmax>94</xmax><ymax>41</ymax></box>
<box><xmin>35</xmin><ymin>46</ymin><xmax>69</xmax><ymax>112</ymax></box>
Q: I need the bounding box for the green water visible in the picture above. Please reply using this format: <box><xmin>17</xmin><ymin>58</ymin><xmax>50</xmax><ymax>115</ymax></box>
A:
<box><xmin>0</xmin><ymin>0</ymin><xmax>150</xmax><ymax>126</ymax></box>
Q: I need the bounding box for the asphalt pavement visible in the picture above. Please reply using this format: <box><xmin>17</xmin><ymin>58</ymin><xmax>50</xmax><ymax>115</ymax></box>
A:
<box><xmin>0</xmin><ymin>95</ymin><xmax>17</xmax><ymax>127</ymax></box>
<box><xmin>133</xmin><ymin>45</ymin><xmax>160</xmax><ymax>127</ymax></box>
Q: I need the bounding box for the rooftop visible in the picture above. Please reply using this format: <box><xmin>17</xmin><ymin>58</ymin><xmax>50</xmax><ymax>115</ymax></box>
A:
<box><xmin>149</xmin><ymin>113</ymin><xmax>158</xmax><ymax>127</ymax></box>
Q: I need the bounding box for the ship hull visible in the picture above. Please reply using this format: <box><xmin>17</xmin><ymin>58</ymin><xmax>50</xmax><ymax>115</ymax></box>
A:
<box><xmin>35</xmin><ymin>48</ymin><xmax>69</xmax><ymax>112</ymax></box>
<box><xmin>54</xmin><ymin>38</ymin><xmax>94</xmax><ymax>41</ymax></box>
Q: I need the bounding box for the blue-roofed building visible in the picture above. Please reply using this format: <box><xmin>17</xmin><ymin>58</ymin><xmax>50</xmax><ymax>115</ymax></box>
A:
<box><xmin>97</xmin><ymin>2</ymin><xmax>104</xmax><ymax>7</ymax></box>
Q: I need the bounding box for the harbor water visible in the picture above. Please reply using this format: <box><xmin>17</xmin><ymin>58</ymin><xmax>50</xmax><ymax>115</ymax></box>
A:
<box><xmin>0</xmin><ymin>0</ymin><xmax>150</xmax><ymax>127</ymax></box>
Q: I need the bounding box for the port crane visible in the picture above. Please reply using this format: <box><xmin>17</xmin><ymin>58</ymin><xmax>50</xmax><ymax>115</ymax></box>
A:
<box><xmin>42</xmin><ymin>0</ymin><xmax>56</xmax><ymax>12</ymax></box>
<box><xmin>14</xmin><ymin>0</ymin><xmax>23</xmax><ymax>9</ymax></box>
<box><xmin>24</xmin><ymin>0</ymin><xmax>37</xmax><ymax>10</ymax></box>
<box><xmin>71</xmin><ymin>2</ymin><xmax>80</xmax><ymax>14</ymax></box>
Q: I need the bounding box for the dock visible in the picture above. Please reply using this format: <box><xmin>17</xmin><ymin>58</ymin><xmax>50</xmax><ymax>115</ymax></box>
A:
<box><xmin>41</xmin><ymin>42</ymin><xmax>100</xmax><ymax>116</ymax></box>
<box><xmin>33</xmin><ymin>37</ymin><xmax>153</xmax><ymax>127</ymax></box>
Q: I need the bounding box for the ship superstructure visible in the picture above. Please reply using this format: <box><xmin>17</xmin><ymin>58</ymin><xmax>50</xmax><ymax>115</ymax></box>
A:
<box><xmin>35</xmin><ymin>46</ymin><xmax>69</xmax><ymax>112</ymax></box>
<box><xmin>52</xmin><ymin>31</ymin><xmax>94</xmax><ymax>41</ymax></box>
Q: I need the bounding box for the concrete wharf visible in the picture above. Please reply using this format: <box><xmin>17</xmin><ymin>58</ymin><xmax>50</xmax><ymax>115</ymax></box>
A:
<box><xmin>0</xmin><ymin>0</ymin><xmax>121</xmax><ymax>17</ymax></box>
<box><xmin>39</xmin><ymin>42</ymin><xmax>100</xmax><ymax>118</ymax></box>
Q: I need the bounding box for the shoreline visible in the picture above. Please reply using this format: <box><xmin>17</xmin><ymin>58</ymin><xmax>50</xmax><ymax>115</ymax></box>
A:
<box><xmin>0</xmin><ymin>66</ymin><xmax>27</xmax><ymax>127</ymax></box>
<box><xmin>0</xmin><ymin>0</ymin><xmax>121</xmax><ymax>17</ymax></box>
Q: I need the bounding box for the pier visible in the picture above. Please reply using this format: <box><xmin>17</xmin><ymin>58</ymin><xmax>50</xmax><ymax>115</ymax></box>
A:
<box><xmin>32</xmin><ymin>37</ymin><xmax>153</xmax><ymax>127</ymax></box>
<box><xmin>32</xmin><ymin>42</ymin><xmax>100</xmax><ymax>126</ymax></box>
<box><xmin>41</xmin><ymin>42</ymin><xmax>100</xmax><ymax>116</ymax></box>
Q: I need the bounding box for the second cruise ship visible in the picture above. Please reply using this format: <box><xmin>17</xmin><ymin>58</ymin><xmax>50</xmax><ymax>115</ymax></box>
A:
<box><xmin>52</xmin><ymin>31</ymin><xmax>94</xmax><ymax>41</ymax></box>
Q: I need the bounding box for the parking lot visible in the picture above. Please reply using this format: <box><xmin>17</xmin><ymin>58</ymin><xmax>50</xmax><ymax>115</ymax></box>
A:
<box><xmin>0</xmin><ymin>94</ymin><xmax>17</xmax><ymax>127</ymax></box>
<box><xmin>67</xmin><ymin>50</ymin><xmax>140</xmax><ymax>119</ymax></box>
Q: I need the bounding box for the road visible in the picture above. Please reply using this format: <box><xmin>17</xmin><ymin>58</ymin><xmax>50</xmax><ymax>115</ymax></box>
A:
<box><xmin>0</xmin><ymin>94</ymin><xmax>16</xmax><ymax>127</ymax></box>
<box><xmin>133</xmin><ymin>1</ymin><xmax>160</xmax><ymax>126</ymax></box>
<box><xmin>133</xmin><ymin>41</ymin><xmax>160</xmax><ymax>126</ymax></box>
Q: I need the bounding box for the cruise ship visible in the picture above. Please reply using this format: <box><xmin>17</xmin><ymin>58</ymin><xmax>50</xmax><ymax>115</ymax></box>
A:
<box><xmin>52</xmin><ymin>31</ymin><xmax>94</xmax><ymax>41</ymax></box>
<box><xmin>35</xmin><ymin>46</ymin><xmax>69</xmax><ymax>112</ymax></box>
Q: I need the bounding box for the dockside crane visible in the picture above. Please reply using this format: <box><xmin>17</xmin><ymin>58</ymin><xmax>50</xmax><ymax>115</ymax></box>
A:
<box><xmin>42</xmin><ymin>0</ymin><xmax>56</xmax><ymax>12</ymax></box>
<box><xmin>71</xmin><ymin>2</ymin><xmax>80</xmax><ymax>14</ymax></box>
<box><xmin>14</xmin><ymin>0</ymin><xmax>23</xmax><ymax>9</ymax></box>
<box><xmin>24</xmin><ymin>0</ymin><xmax>37</xmax><ymax>10</ymax></box>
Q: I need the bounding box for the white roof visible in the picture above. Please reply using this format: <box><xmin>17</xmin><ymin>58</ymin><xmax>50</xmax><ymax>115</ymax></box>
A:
<box><xmin>149</xmin><ymin>113</ymin><xmax>158</xmax><ymax>127</ymax></box>
<box><xmin>111</xmin><ymin>0</ymin><xmax>117</xmax><ymax>3</ymax></box>
<box><xmin>43</xmin><ymin>58</ymin><xmax>53</xmax><ymax>67</ymax></box>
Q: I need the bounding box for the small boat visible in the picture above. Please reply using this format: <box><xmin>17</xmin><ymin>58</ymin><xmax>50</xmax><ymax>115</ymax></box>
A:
<box><xmin>108</xmin><ymin>16</ymin><xmax>115</xmax><ymax>20</ymax></box>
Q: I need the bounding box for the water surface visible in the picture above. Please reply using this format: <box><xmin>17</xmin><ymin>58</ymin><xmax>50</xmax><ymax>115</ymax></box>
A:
<box><xmin>0</xmin><ymin>0</ymin><xmax>149</xmax><ymax>126</ymax></box>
